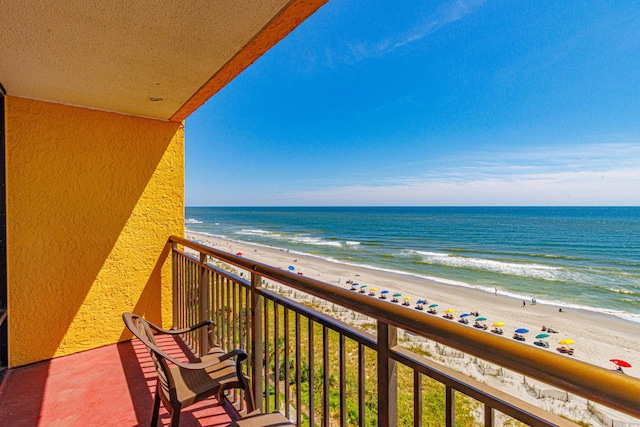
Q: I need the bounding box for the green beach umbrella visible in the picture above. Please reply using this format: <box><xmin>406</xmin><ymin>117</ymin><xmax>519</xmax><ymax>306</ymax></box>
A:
<box><xmin>393</xmin><ymin>293</ymin><xmax>402</xmax><ymax>297</ymax></box>
<box><xmin>475</xmin><ymin>317</ymin><xmax>487</xmax><ymax>322</ymax></box>
<box><xmin>360</xmin><ymin>285</ymin><xmax>367</xmax><ymax>288</ymax></box>
<box><xmin>536</xmin><ymin>333</ymin><xmax>550</xmax><ymax>339</ymax></box>
<box><xmin>429</xmin><ymin>303</ymin><xmax>438</xmax><ymax>308</ymax></box>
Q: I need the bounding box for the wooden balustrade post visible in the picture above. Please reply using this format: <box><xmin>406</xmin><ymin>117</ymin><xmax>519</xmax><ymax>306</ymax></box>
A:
<box><xmin>251</xmin><ymin>272</ymin><xmax>264</xmax><ymax>412</ymax></box>
<box><xmin>172</xmin><ymin>241</ymin><xmax>179</xmax><ymax>328</ymax></box>
<box><xmin>199</xmin><ymin>253</ymin><xmax>210</xmax><ymax>355</ymax></box>
<box><xmin>445</xmin><ymin>386</ymin><xmax>455</xmax><ymax>427</ymax></box>
<box><xmin>377</xmin><ymin>320</ymin><xmax>398</xmax><ymax>427</ymax></box>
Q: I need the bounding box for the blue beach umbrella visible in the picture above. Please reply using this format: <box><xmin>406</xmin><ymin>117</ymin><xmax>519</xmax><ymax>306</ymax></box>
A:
<box><xmin>288</xmin><ymin>266</ymin><xmax>295</xmax><ymax>271</ymax></box>
<box><xmin>381</xmin><ymin>290</ymin><xmax>389</xmax><ymax>294</ymax></box>
<box><xmin>515</xmin><ymin>328</ymin><xmax>529</xmax><ymax>334</ymax></box>
<box><xmin>460</xmin><ymin>313</ymin><xmax>470</xmax><ymax>318</ymax></box>
<box><xmin>417</xmin><ymin>299</ymin><xmax>426</xmax><ymax>304</ymax></box>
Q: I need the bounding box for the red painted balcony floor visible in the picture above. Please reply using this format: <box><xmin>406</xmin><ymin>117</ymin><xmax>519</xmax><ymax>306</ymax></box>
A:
<box><xmin>0</xmin><ymin>335</ymin><xmax>236</xmax><ymax>426</ymax></box>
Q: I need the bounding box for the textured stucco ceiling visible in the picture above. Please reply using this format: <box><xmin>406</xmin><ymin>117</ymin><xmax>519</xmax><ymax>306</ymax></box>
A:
<box><xmin>1</xmin><ymin>0</ymin><xmax>326</xmax><ymax>121</ymax></box>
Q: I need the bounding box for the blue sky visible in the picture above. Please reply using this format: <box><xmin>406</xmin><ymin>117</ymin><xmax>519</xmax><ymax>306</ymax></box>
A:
<box><xmin>185</xmin><ymin>0</ymin><xmax>640</xmax><ymax>206</ymax></box>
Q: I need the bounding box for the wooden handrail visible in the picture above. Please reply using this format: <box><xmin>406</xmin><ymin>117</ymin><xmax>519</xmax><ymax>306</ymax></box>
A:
<box><xmin>169</xmin><ymin>235</ymin><xmax>640</xmax><ymax>420</ymax></box>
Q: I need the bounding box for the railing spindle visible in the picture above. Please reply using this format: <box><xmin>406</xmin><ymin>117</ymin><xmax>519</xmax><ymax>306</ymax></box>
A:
<box><xmin>339</xmin><ymin>333</ymin><xmax>346</xmax><ymax>427</ymax></box>
<box><xmin>274</xmin><ymin>302</ymin><xmax>280</xmax><ymax>413</ymax></box>
<box><xmin>378</xmin><ymin>321</ymin><xmax>398</xmax><ymax>427</ymax></box>
<box><xmin>484</xmin><ymin>403</ymin><xmax>494</xmax><ymax>427</ymax></box>
<box><xmin>264</xmin><ymin>294</ymin><xmax>270</xmax><ymax>413</ymax></box>
<box><xmin>251</xmin><ymin>271</ymin><xmax>264</xmax><ymax>412</ymax></box>
<box><xmin>414</xmin><ymin>371</ymin><xmax>422</xmax><ymax>427</ymax></box>
<box><xmin>358</xmin><ymin>342</ymin><xmax>365</xmax><ymax>427</ymax></box>
<box><xmin>284</xmin><ymin>307</ymin><xmax>291</xmax><ymax>419</ymax></box>
<box><xmin>446</xmin><ymin>385</ymin><xmax>455</xmax><ymax>427</ymax></box>
<box><xmin>199</xmin><ymin>253</ymin><xmax>209</xmax><ymax>356</ymax></box>
<box><xmin>309</xmin><ymin>318</ymin><xmax>315</xmax><ymax>427</ymax></box>
<box><xmin>323</xmin><ymin>325</ymin><xmax>329</xmax><ymax>427</ymax></box>
<box><xmin>295</xmin><ymin>312</ymin><xmax>302</xmax><ymax>427</ymax></box>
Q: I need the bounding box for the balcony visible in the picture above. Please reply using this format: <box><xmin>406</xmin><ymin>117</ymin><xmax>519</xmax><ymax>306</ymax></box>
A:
<box><xmin>1</xmin><ymin>235</ymin><xmax>639</xmax><ymax>426</ymax></box>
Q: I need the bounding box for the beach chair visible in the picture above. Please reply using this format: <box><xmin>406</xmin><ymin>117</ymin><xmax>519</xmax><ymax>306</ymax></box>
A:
<box><xmin>229</xmin><ymin>410</ymin><xmax>294</xmax><ymax>426</ymax></box>
<box><xmin>122</xmin><ymin>312</ymin><xmax>255</xmax><ymax>426</ymax></box>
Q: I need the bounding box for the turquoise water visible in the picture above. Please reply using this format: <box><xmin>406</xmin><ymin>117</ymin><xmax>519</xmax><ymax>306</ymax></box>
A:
<box><xmin>185</xmin><ymin>207</ymin><xmax>640</xmax><ymax>323</ymax></box>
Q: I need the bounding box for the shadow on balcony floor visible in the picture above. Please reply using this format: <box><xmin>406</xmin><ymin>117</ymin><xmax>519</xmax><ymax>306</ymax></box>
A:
<box><xmin>0</xmin><ymin>335</ymin><xmax>232</xmax><ymax>426</ymax></box>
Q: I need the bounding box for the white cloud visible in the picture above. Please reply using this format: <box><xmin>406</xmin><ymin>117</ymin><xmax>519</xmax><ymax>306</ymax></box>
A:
<box><xmin>282</xmin><ymin>168</ymin><xmax>640</xmax><ymax>206</ymax></box>
<box><xmin>270</xmin><ymin>142</ymin><xmax>640</xmax><ymax>206</ymax></box>
<box><xmin>346</xmin><ymin>0</ymin><xmax>486</xmax><ymax>61</ymax></box>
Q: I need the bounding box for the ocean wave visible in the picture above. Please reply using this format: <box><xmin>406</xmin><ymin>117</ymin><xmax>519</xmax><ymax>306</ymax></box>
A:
<box><xmin>448</xmin><ymin>247</ymin><xmax>584</xmax><ymax>262</ymax></box>
<box><xmin>409</xmin><ymin>250</ymin><xmax>563</xmax><ymax>281</ymax></box>
<box><xmin>236</xmin><ymin>229</ymin><xmax>282</xmax><ymax>237</ymax></box>
<box><xmin>185</xmin><ymin>229</ymin><xmax>228</xmax><ymax>239</ymax></box>
<box><xmin>291</xmin><ymin>236</ymin><xmax>343</xmax><ymax>247</ymax></box>
<box><xmin>235</xmin><ymin>228</ymin><xmax>355</xmax><ymax>249</ymax></box>
<box><xmin>605</xmin><ymin>287</ymin><xmax>640</xmax><ymax>297</ymax></box>
<box><xmin>185</xmin><ymin>218</ymin><xmax>203</xmax><ymax>224</ymax></box>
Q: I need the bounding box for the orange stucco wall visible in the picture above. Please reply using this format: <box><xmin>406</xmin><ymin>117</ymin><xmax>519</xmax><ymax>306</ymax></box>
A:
<box><xmin>4</xmin><ymin>97</ymin><xmax>184</xmax><ymax>367</ymax></box>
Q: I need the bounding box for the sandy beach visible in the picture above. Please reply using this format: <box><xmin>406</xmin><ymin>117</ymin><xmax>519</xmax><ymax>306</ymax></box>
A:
<box><xmin>186</xmin><ymin>231</ymin><xmax>640</xmax><ymax>424</ymax></box>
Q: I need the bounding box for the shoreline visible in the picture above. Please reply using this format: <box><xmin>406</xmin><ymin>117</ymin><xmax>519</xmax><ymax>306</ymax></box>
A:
<box><xmin>186</xmin><ymin>231</ymin><xmax>640</xmax><ymax>377</ymax></box>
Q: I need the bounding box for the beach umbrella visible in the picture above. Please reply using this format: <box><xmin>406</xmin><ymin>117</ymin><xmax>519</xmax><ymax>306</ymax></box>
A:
<box><xmin>236</xmin><ymin>252</ymin><xmax>243</xmax><ymax>256</ymax></box>
<box><xmin>492</xmin><ymin>321</ymin><xmax>505</xmax><ymax>327</ymax></box>
<box><xmin>515</xmin><ymin>328</ymin><xmax>529</xmax><ymax>334</ymax></box>
<box><xmin>393</xmin><ymin>293</ymin><xmax>402</xmax><ymax>297</ymax></box>
<box><xmin>360</xmin><ymin>285</ymin><xmax>367</xmax><ymax>289</ymax></box>
<box><xmin>610</xmin><ymin>359</ymin><xmax>632</xmax><ymax>368</ymax></box>
<box><xmin>288</xmin><ymin>266</ymin><xmax>295</xmax><ymax>271</ymax></box>
<box><xmin>536</xmin><ymin>333</ymin><xmax>550</xmax><ymax>339</ymax></box>
<box><xmin>460</xmin><ymin>313</ymin><xmax>470</xmax><ymax>318</ymax></box>
<box><xmin>381</xmin><ymin>290</ymin><xmax>389</xmax><ymax>294</ymax></box>
<box><xmin>429</xmin><ymin>303</ymin><xmax>439</xmax><ymax>308</ymax></box>
<box><xmin>475</xmin><ymin>317</ymin><xmax>487</xmax><ymax>322</ymax></box>
<box><xmin>371</xmin><ymin>287</ymin><xmax>378</xmax><ymax>291</ymax></box>
<box><xmin>558</xmin><ymin>339</ymin><xmax>574</xmax><ymax>345</ymax></box>
<box><xmin>417</xmin><ymin>299</ymin><xmax>426</xmax><ymax>304</ymax></box>
<box><xmin>404</xmin><ymin>296</ymin><xmax>412</xmax><ymax>301</ymax></box>
<box><xmin>445</xmin><ymin>308</ymin><xmax>455</xmax><ymax>313</ymax></box>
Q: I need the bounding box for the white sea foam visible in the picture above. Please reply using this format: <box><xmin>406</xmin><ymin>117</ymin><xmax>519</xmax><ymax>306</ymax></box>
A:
<box><xmin>292</xmin><ymin>236</ymin><xmax>343</xmax><ymax>247</ymax></box>
<box><xmin>346</xmin><ymin>241</ymin><xmax>362</xmax><ymax>246</ymax></box>
<box><xmin>236</xmin><ymin>229</ymin><xmax>282</xmax><ymax>237</ymax></box>
<box><xmin>411</xmin><ymin>250</ymin><xmax>564</xmax><ymax>281</ymax></box>
<box><xmin>185</xmin><ymin>218</ymin><xmax>203</xmax><ymax>224</ymax></box>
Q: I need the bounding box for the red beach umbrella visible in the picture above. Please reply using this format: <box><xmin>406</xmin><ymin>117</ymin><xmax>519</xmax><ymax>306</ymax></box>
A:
<box><xmin>610</xmin><ymin>359</ymin><xmax>632</xmax><ymax>368</ymax></box>
<box><xmin>236</xmin><ymin>252</ymin><xmax>243</xmax><ymax>256</ymax></box>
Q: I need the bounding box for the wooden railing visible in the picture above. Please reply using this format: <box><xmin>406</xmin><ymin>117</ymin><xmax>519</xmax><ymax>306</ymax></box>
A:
<box><xmin>169</xmin><ymin>236</ymin><xmax>640</xmax><ymax>427</ymax></box>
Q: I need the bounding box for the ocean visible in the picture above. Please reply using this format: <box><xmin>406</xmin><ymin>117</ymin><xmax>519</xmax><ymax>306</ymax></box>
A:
<box><xmin>185</xmin><ymin>207</ymin><xmax>640</xmax><ymax>324</ymax></box>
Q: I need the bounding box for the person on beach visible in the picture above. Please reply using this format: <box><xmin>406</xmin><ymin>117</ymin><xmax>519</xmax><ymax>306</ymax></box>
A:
<box><xmin>522</xmin><ymin>300</ymin><xmax>526</xmax><ymax>307</ymax></box>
